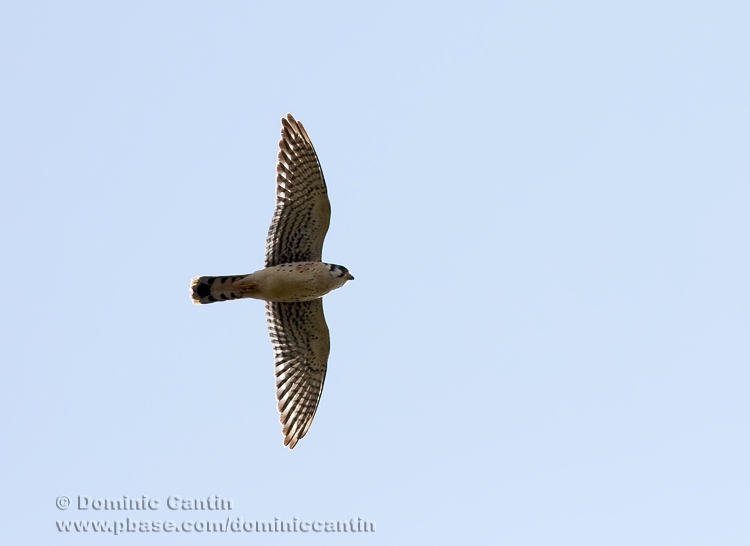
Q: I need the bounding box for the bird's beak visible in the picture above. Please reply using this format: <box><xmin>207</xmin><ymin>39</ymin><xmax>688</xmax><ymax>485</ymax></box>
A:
<box><xmin>346</xmin><ymin>273</ymin><xmax>354</xmax><ymax>280</ymax></box>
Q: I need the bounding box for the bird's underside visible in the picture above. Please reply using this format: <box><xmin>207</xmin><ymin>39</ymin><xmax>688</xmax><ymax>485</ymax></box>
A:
<box><xmin>190</xmin><ymin>114</ymin><xmax>352</xmax><ymax>449</ymax></box>
<box><xmin>191</xmin><ymin>262</ymin><xmax>351</xmax><ymax>304</ymax></box>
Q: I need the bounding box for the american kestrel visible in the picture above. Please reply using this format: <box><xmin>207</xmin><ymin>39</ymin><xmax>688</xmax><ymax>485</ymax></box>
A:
<box><xmin>191</xmin><ymin>114</ymin><xmax>353</xmax><ymax>449</ymax></box>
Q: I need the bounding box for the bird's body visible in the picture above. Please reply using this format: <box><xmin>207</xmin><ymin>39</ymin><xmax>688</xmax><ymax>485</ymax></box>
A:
<box><xmin>190</xmin><ymin>114</ymin><xmax>352</xmax><ymax>449</ymax></box>
<box><xmin>191</xmin><ymin>262</ymin><xmax>352</xmax><ymax>304</ymax></box>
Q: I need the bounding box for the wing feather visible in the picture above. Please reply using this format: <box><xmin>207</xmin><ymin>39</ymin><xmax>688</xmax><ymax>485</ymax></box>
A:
<box><xmin>265</xmin><ymin>299</ymin><xmax>329</xmax><ymax>449</ymax></box>
<box><xmin>265</xmin><ymin>114</ymin><xmax>330</xmax><ymax>267</ymax></box>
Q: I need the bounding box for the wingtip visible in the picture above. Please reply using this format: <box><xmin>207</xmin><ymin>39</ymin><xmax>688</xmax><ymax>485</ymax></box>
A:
<box><xmin>279</xmin><ymin>113</ymin><xmax>312</xmax><ymax>147</ymax></box>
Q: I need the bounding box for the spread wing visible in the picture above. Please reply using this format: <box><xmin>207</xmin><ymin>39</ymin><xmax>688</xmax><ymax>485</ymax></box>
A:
<box><xmin>266</xmin><ymin>299</ymin><xmax>330</xmax><ymax>449</ymax></box>
<box><xmin>265</xmin><ymin>114</ymin><xmax>331</xmax><ymax>267</ymax></box>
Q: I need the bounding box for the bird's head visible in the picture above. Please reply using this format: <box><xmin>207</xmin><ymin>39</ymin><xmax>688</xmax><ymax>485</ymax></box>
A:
<box><xmin>327</xmin><ymin>263</ymin><xmax>354</xmax><ymax>283</ymax></box>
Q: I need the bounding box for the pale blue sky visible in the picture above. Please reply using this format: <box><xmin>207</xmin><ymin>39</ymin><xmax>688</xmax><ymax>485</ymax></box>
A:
<box><xmin>2</xmin><ymin>1</ymin><xmax>749</xmax><ymax>544</ymax></box>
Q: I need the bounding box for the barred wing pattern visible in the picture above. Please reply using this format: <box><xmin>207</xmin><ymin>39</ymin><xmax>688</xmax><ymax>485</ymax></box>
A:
<box><xmin>265</xmin><ymin>114</ymin><xmax>331</xmax><ymax>267</ymax></box>
<box><xmin>266</xmin><ymin>299</ymin><xmax>330</xmax><ymax>449</ymax></box>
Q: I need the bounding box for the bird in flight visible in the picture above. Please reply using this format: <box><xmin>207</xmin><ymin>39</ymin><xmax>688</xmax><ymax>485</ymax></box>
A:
<box><xmin>191</xmin><ymin>114</ymin><xmax>353</xmax><ymax>449</ymax></box>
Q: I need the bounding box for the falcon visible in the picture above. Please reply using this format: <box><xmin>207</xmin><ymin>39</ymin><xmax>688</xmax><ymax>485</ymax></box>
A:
<box><xmin>190</xmin><ymin>114</ymin><xmax>353</xmax><ymax>449</ymax></box>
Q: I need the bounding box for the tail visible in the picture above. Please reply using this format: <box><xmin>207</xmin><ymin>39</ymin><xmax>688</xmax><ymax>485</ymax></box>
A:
<box><xmin>190</xmin><ymin>275</ymin><xmax>252</xmax><ymax>304</ymax></box>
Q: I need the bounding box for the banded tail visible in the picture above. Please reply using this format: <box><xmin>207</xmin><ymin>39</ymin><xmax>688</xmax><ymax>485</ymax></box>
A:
<box><xmin>191</xmin><ymin>275</ymin><xmax>252</xmax><ymax>304</ymax></box>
